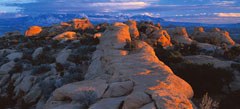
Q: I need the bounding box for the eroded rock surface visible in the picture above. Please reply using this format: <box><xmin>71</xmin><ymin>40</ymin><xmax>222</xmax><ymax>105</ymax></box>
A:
<box><xmin>46</xmin><ymin>23</ymin><xmax>194</xmax><ymax>109</ymax></box>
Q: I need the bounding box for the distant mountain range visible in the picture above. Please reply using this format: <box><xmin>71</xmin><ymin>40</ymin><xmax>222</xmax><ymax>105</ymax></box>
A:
<box><xmin>0</xmin><ymin>14</ymin><xmax>239</xmax><ymax>41</ymax></box>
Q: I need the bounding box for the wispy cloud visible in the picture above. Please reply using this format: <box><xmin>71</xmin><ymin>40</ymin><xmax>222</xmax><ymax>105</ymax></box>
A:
<box><xmin>212</xmin><ymin>1</ymin><xmax>236</xmax><ymax>6</ymax></box>
<box><xmin>215</xmin><ymin>13</ymin><xmax>240</xmax><ymax>17</ymax></box>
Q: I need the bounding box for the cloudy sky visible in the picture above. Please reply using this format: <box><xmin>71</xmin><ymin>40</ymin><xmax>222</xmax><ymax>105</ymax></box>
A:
<box><xmin>0</xmin><ymin>0</ymin><xmax>240</xmax><ymax>24</ymax></box>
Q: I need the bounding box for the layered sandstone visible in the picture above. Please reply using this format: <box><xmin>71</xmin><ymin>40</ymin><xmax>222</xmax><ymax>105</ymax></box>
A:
<box><xmin>45</xmin><ymin>23</ymin><xmax>194</xmax><ymax>109</ymax></box>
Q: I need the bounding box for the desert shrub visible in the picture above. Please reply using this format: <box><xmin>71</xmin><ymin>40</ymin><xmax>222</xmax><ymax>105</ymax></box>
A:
<box><xmin>195</xmin><ymin>37</ymin><xmax>222</xmax><ymax>46</ymax></box>
<box><xmin>79</xmin><ymin>35</ymin><xmax>99</xmax><ymax>45</ymax></box>
<box><xmin>124</xmin><ymin>39</ymin><xmax>139</xmax><ymax>51</ymax></box>
<box><xmin>224</xmin><ymin>46</ymin><xmax>240</xmax><ymax>60</ymax></box>
<box><xmin>155</xmin><ymin>43</ymin><xmax>183</xmax><ymax>65</ymax></box>
<box><xmin>67</xmin><ymin>46</ymin><xmax>95</xmax><ymax>64</ymax></box>
<box><xmin>231</xmin><ymin>63</ymin><xmax>240</xmax><ymax>72</ymax></box>
<box><xmin>55</xmin><ymin>63</ymin><xmax>64</xmax><ymax>72</ymax></box>
<box><xmin>0</xmin><ymin>58</ymin><xmax>9</xmax><ymax>66</ymax></box>
<box><xmin>96</xmin><ymin>23</ymin><xmax>108</xmax><ymax>33</ymax></box>
<box><xmin>219</xmin><ymin>90</ymin><xmax>240</xmax><ymax>109</ymax></box>
<box><xmin>200</xmin><ymin>93</ymin><xmax>219</xmax><ymax>109</ymax></box>
<box><xmin>173</xmin><ymin>63</ymin><xmax>234</xmax><ymax>97</ymax></box>
<box><xmin>9</xmin><ymin>62</ymin><xmax>23</xmax><ymax>74</ymax></box>
<box><xmin>31</xmin><ymin>64</ymin><xmax>51</xmax><ymax>75</ymax></box>
<box><xmin>174</xmin><ymin>42</ymin><xmax>200</xmax><ymax>56</ymax></box>
<box><xmin>32</xmin><ymin>53</ymin><xmax>55</xmax><ymax>65</ymax></box>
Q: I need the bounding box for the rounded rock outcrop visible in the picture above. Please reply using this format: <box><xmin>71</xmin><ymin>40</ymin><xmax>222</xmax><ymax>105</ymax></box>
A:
<box><xmin>25</xmin><ymin>26</ymin><xmax>42</xmax><ymax>37</ymax></box>
<box><xmin>45</xmin><ymin>23</ymin><xmax>194</xmax><ymax>109</ymax></box>
<box><xmin>125</xmin><ymin>20</ymin><xmax>140</xmax><ymax>39</ymax></box>
<box><xmin>53</xmin><ymin>31</ymin><xmax>77</xmax><ymax>41</ymax></box>
<box><xmin>72</xmin><ymin>18</ymin><xmax>94</xmax><ymax>30</ymax></box>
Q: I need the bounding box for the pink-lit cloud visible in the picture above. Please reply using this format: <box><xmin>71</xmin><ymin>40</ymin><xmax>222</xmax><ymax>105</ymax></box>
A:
<box><xmin>215</xmin><ymin>13</ymin><xmax>240</xmax><ymax>17</ymax></box>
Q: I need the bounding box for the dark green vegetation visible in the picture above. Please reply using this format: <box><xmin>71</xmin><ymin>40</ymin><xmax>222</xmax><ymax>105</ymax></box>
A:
<box><xmin>224</xmin><ymin>46</ymin><xmax>240</xmax><ymax>60</ymax></box>
<box><xmin>173</xmin><ymin>63</ymin><xmax>233</xmax><ymax>97</ymax></box>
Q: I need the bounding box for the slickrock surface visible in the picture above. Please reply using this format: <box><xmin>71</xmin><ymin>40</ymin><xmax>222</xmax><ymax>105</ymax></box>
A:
<box><xmin>45</xmin><ymin>23</ymin><xmax>194</xmax><ymax>109</ymax></box>
<box><xmin>191</xmin><ymin>27</ymin><xmax>236</xmax><ymax>45</ymax></box>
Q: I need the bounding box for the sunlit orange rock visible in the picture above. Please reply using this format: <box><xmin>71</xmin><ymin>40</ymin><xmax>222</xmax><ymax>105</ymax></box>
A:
<box><xmin>53</xmin><ymin>31</ymin><xmax>77</xmax><ymax>41</ymax></box>
<box><xmin>125</xmin><ymin>20</ymin><xmax>140</xmax><ymax>39</ymax></box>
<box><xmin>25</xmin><ymin>26</ymin><xmax>42</xmax><ymax>37</ymax></box>
<box><xmin>194</xmin><ymin>27</ymin><xmax>205</xmax><ymax>33</ymax></box>
<box><xmin>152</xmin><ymin>30</ymin><xmax>172</xmax><ymax>47</ymax></box>
<box><xmin>72</xmin><ymin>18</ymin><xmax>94</xmax><ymax>30</ymax></box>
<box><xmin>94</xmin><ymin>33</ymin><xmax>102</xmax><ymax>39</ymax></box>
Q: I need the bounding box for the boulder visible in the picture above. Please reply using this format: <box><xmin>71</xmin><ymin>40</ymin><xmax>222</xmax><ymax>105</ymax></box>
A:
<box><xmin>168</xmin><ymin>27</ymin><xmax>193</xmax><ymax>44</ymax></box>
<box><xmin>56</xmin><ymin>49</ymin><xmax>72</xmax><ymax>64</ymax></box>
<box><xmin>0</xmin><ymin>61</ymin><xmax>15</xmax><ymax>75</ymax></box>
<box><xmin>51</xmin><ymin>79</ymin><xmax>108</xmax><ymax>101</ymax></box>
<box><xmin>140</xmin><ymin>103</ymin><xmax>156</xmax><ymax>109</ymax></box>
<box><xmin>122</xmin><ymin>92</ymin><xmax>152</xmax><ymax>109</ymax></box>
<box><xmin>152</xmin><ymin>30</ymin><xmax>172</xmax><ymax>47</ymax></box>
<box><xmin>53</xmin><ymin>31</ymin><xmax>77</xmax><ymax>41</ymax></box>
<box><xmin>191</xmin><ymin>27</ymin><xmax>236</xmax><ymax>46</ymax></box>
<box><xmin>0</xmin><ymin>49</ymin><xmax>16</xmax><ymax>57</ymax></box>
<box><xmin>32</xmin><ymin>47</ymin><xmax>44</xmax><ymax>60</ymax></box>
<box><xmin>6</xmin><ymin>52</ymin><xmax>23</xmax><ymax>61</ymax></box>
<box><xmin>0</xmin><ymin>74</ymin><xmax>10</xmax><ymax>87</ymax></box>
<box><xmin>23</xmin><ymin>84</ymin><xmax>42</xmax><ymax>103</ymax></box>
<box><xmin>125</xmin><ymin>20</ymin><xmax>140</xmax><ymax>39</ymax></box>
<box><xmin>25</xmin><ymin>26</ymin><xmax>42</xmax><ymax>37</ymax></box>
<box><xmin>102</xmin><ymin>81</ymin><xmax>134</xmax><ymax>98</ymax></box>
<box><xmin>89</xmin><ymin>97</ymin><xmax>125</xmax><ymax>109</ymax></box>
<box><xmin>17</xmin><ymin>75</ymin><xmax>36</xmax><ymax>93</ymax></box>
<box><xmin>72</xmin><ymin>18</ymin><xmax>94</xmax><ymax>30</ymax></box>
